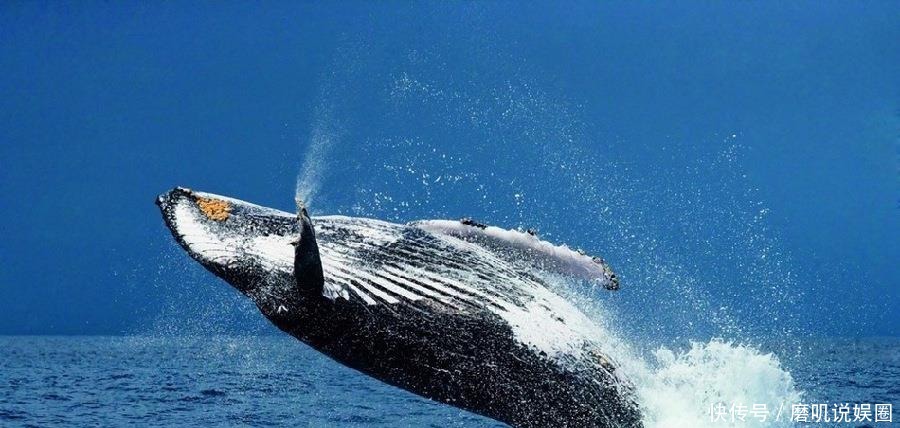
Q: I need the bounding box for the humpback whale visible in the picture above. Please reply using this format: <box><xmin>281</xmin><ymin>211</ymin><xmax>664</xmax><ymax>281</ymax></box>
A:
<box><xmin>156</xmin><ymin>187</ymin><xmax>642</xmax><ymax>427</ymax></box>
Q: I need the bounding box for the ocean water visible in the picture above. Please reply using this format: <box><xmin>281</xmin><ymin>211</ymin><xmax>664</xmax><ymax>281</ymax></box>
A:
<box><xmin>1</xmin><ymin>336</ymin><xmax>896</xmax><ymax>427</ymax></box>
<box><xmin>0</xmin><ymin>336</ymin><xmax>497</xmax><ymax>427</ymax></box>
<box><xmin>1</xmin><ymin>3</ymin><xmax>897</xmax><ymax>427</ymax></box>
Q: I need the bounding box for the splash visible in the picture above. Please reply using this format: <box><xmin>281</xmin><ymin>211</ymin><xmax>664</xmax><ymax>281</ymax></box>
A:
<box><xmin>630</xmin><ymin>340</ymin><xmax>800</xmax><ymax>428</ymax></box>
<box><xmin>165</xmin><ymin>30</ymin><xmax>808</xmax><ymax>425</ymax></box>
<box><xmin>295</xmin><ymin>105</ymin><xmax>338</xmax><ymax>208</ymax></box>
<box><xmin>378</xmin><ymin>71</ymin><xmax>809</xmax><ymax>425</ymax></box>
<box><xmin>551</xmin><ymin>279</ymin><xmax>801</xmax><ymax>428</ymax></box>
<box><xmin>293</xmin><ymin>37</ymin><xmax>366</xmax><ymax>210</ymax></box>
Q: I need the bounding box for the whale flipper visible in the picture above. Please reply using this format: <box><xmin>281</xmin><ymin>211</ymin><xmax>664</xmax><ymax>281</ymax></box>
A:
<box><xmin>411</xmin><ymin>219</ymin><xmax>620</xmax><ymax>290</ymax></box>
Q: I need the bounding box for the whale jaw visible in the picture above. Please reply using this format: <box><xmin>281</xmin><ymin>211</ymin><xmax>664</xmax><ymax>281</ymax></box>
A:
<box><xmin>156</xmin><ymin>187</ymin><xmax>299</xmax><ymax>296</ymax></box>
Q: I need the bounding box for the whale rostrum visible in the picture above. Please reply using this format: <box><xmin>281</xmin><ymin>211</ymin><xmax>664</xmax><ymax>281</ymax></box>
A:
<box><xmin>156</xmin><ymin>187</ymin><xmax>642</xmax><ymax>427</ymax></box>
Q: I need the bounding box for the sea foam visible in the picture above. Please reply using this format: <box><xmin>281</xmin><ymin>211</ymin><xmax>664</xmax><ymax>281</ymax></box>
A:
<box><xmin>630</xmin><ymin>340</ymin><xmax>801</xmax><ymax>428</ymax></box>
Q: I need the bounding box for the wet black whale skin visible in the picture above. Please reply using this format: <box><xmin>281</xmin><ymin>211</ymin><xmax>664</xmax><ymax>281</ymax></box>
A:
<box><xmin>157</xmin><ymin>189</ymin><xmax>643</xmax><ymax>427</ymax></box>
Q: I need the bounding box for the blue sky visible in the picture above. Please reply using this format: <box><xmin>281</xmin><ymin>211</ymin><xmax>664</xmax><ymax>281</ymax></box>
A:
<box><xmin>1</xmin><ymin>2</ymin><xmax>897</xmax><ymax>337</ymax></box>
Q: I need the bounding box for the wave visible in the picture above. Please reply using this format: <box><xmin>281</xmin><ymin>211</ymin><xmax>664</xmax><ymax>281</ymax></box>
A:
<box><xmin>630</xmin><ymin>340</ymin><xmax>800</xmax><ymax>427</ymax></box>
<box><xmin>550</xmin><ymin>275</ymin><xmax>801</xmax><ymax>427</ymax></box>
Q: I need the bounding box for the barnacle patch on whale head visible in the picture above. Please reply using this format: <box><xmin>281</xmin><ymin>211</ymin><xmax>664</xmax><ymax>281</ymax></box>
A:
<box><xmin>196</xmin><ymin>197</ymin><xmax>231</xmax><ymax>221</ymax></box>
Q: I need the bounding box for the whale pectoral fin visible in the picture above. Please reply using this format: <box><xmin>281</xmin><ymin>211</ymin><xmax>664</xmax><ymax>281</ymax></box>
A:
<box><xmin>410</xmin><ymin>219</ymin><xmax>620</xmax><ymax>290</ymax></box>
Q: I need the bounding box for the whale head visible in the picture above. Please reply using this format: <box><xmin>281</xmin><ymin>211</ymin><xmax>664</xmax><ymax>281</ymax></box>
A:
<box><xmin>156</xmin><ymin>187</ymin><xmax>299</xmax><ymax>298</ymax></box>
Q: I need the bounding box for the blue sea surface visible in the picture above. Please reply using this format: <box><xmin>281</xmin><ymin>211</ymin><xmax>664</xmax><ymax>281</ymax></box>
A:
<box><xmin>0</xmin><ymin>336</ymin><xmax>499</xmax><ymax>427</ymax></box>
<box><xmin>1</xmin><ymin>336</ymin><xmax>897</xmax><ymax>427</ymax></box>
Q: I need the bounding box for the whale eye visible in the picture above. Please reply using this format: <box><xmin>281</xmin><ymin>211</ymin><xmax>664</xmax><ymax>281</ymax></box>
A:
<box><xmin>196</xmin><ymin>197</ymin><xmax>231</xmax><ymax>221</ymax></box>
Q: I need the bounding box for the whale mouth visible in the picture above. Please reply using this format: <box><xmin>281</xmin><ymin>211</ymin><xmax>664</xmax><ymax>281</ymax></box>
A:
<box><xmin>156</xmin><ymin>187</ymin><xmax>299</xmax><ymax>292</ymax></box>
<box><xmin>156</xmin><ymin>187</ymin><xmax>240</xmax><ymax>276</ymax></box>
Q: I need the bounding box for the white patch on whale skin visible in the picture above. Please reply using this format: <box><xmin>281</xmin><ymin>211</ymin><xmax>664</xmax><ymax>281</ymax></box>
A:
<box><xmin>172</xmin><ymin>202</ymin><xmax>240</xmax><ymax>266</ymax></box>
<box><xmin>439</xmin><ymin>232</ymin><xmax>604</xmax><ymax>360</ymax></box>
<box><xmin>246</xmin><ymin>235</ymin><xmax>294</xmax><ymax>270</ymax></box>
<box><xmin>499</xmin><ymin>284</ymin><xmax>597</xmax><ymax>357</ymax></box>
<box><xmin>172</xmin><ymin>200</ymin><xmax>294</xmax><ymax>273</ymax></box>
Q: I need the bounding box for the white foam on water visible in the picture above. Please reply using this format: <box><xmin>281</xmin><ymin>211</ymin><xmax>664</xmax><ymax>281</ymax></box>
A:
<box><xmin>630</xmin><ymin>340</ymin><xmax>800</xmax><ymax>428</ymax></box>
<box><xmin>552</xmin><ymin>281</ymin><xmax>801</xmax><ymax>428</ymax></box>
